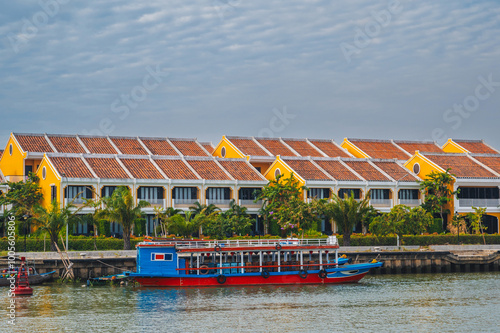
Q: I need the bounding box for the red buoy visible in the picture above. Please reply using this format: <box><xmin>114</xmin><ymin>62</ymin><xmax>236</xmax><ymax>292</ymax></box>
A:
<box><xmin>14</xmin><ymin>257</ymin><xmax>33</xmax><ymax>296</ymax></box>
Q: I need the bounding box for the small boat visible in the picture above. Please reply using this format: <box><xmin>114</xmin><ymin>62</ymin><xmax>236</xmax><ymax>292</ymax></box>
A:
<box><xmin>13</xmin><ymin>257</ymin><xmax>33</xmax><ymax>296</ymax></box>
<box><xmin>0</xmin><ymin>258</ymin><xmax>56</xmax><ymax>287</ymax></box>
<box><xmin>127</xmin><ymin>236</ymin><xmax>383</xmax><ymax>287</ymax></box>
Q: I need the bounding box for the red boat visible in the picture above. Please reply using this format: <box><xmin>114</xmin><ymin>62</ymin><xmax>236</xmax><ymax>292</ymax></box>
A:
<box><xmin>128</xmin><ymin>237</ymin><xmax>383</xmax><ymax>287</ymax></box>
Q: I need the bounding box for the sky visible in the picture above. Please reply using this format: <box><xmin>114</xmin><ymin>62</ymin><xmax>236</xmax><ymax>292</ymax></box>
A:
<box><xmin>1</xmin><ymin>0</ymin><xmax>499</xmax><ymax>150</ymax></box>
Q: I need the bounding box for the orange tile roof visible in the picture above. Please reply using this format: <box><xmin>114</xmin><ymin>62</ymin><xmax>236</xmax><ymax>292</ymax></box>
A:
<box><xmin>85</xmin><ymin>157</ymin><xmax>130</xmax><ymax>179</ymax></box>
<box><xmin>200</xmin><ymin>142</ymin><xmax>214</xmax><ymax>154</ymax></box>
<box><xmin>424</xmin><ymin>154</ymin><xmax>498</xmax><ymax>179</ymax></box>
<box><xmin>218</xmin><ymin>160</ymin><xmax>264</xmax><ymax>181</ymax></box>
<box><xmin>14</xmin><ymin>134</ymin><xmax>54</xmax><ymax>153</ymax></box>
<box><xmin>80</xmin><ymin>137</ymin><xmax>118</xmax><ymax>154</ymax></box>
<box><xmin>48</xmin><ymin>135</ymin><xmax>86</xmax><ymax>154</ymax></box>
<box><xmin>394</xmin><ymin>141</ymin><xmax>443</xmax><ymax>154</ymax></box>
<box><xmin>170</xmin><ymin>140</ymin><xmax>208</xmax><ymax>156</ymax></box>
<box><xmin>283</xmin><ymin>159</ymin><xmax>331</xmax><ymax>181</ymax></box>
<box><xmin>308</xmin><ymin>140</ymin><xmax>350</xmax><ymax>158</ymax></box>
<box><xmin>110</xmin><ymin>137</ymin><xmax>148</xmax><ymax>155</ymax></box>
<box><xmin>474</xmin><ymin>156</ymin><xmax>500</xmax><ymax>174</ymax></box>
<box><xmin>186</xmin><ymin>160</ymin><xmax>231</xmax><ymax>180</ymax></box>
<box><xmin>154</xmin><ymin>159</ymin><xmax>199</xmax><ymax>180</ymax></box>
<box><xmin>344</xmin><ymin>160</ymin><xmax>391</xmax><ymax>181</ymax></box>
<box><xmin>283</xmin><ymin>140</ymin><xmax>324</xmax><ymax>157</ymax></box>
<box><xmin>453</xmin><ymin>140</ymin><xmax>499</xmax><ymax>154</ymax></box>
<box><xmin>255</xmin><ymin>138</ymin><xmax>296</xmax><ymax>156</ymax></box>
<box><xmin>50</xmin><ymin>156</ymin><xmax>95</xmax><ymax>178</ymax></box>
<box><xmin>227</xmin><ymin>137</ymin><xmax>270</xmax><ymax>156</ymax></box>
<box><xmin>314</xmin><ymin>160</ymin><xmax>361</xmax><ymax>181</ymax></box>
<box><xmin>372</xmin><ymin>161</ymin><xmax>419</xmax><ymax>182</ymax></box>
<box><xmin>141</xmin><ymin>138</ymin><xmax>179</xmax><ymax>156</ymax></box>
<box><xmin>349</xmin><ymin>139</ymin><xmax>410</xmax><ymax>160</ymax></box>
<box><xmin>120</xmin><ymin>158</ymin><xmax>164</xmax><ymax>179</ymax></box>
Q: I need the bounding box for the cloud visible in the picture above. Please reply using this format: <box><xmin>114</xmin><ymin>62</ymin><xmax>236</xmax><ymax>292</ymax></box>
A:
<box><xmin>0</xmin><ymin>0</ymin><xmax>499</xmax><ymax>148</ymax></box>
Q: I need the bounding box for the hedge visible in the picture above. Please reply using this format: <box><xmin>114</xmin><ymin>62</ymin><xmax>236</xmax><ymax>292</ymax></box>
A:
<box><xmin>1</xmin><ymin>234</ymin><xmax>499</xmax><ymax>252</ymax></box>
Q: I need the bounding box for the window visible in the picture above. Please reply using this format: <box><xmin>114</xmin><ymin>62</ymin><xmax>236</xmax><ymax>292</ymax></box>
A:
<box><xmin>221</xmin><ymin>146</ymin><xmax>226</xmax><ymax>158</ymax></box>
<box><xmin>51</xmin><ymin>185</ymin><xmax>57</xmax><ymax>202</ymax></box>
<box><xmin>42</xmin><ymin>166</ymin><xmax>46</xmax><ymax>180</ymax></box>
<box><xmin>308</xmin><ymin>188</ymin><xmax>330</xmax><ymax>199</ymax></box>
<box><xmin>338</xmin><ymin>189</ymin><xmax>361</xmax><ymax>199</ymax></box>
<box><xmin>9</xmin><ymin>144</ymin><xmax>13</xmax><ymax>156</ymax></box>
<box><xmin>413</xmin><ymin>163</ymin><xmax>420</xmax><ymax>174</ymax></box>
<box><xmin>206</xmin><ymin>187</ymin><xmax>230</xmax><ymax>200</ymax></box>
<box><xmin>275</xmin><ymin>168</ymin><xmax>281</xmax><ymax>178</ymax></box>
<box><xmin>172</xmin><ymin>187</ymin><xmax>197</xmax><ymax>200</ymax></box>
<box><xmin>138</xmin><ymin>187</ymin><xmax>164</xmax><ymax>200</ymax></box>
<box><xmin>458</xmin><ymin>187</ymin><xmax>500</xmax><ymax>199</ymax></box>
<box><xmin>239</xmin><ymin>188</ymin><xmax>262</xmax><ymax>200</ymax></box>
<box><xmin>64</xmin><ymin>186</ymin><xmax>93</xmax><ymax>201</ymax></box>
<box><xmin>399</xmin><ymin>189</ymin><xmax>419</xmax><ymax>200</ymax></box>
<box><xmin>151</xmin><ymin>253</ymin><xmax>173</xmax><ymax>261</ymax></box>
<box><xmin>101</xmin><ymin>186</ymin><xmax>117</xmax><ymax>198</ymax></box>
<box><xmin>370</xmin><ymin>189</ymin><xmax>390</xmax><ymax>200</ymax></box>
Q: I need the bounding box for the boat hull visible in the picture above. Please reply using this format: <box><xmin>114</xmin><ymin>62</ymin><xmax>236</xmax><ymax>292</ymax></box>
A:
<box><xmin>135</xmin><ymin>271</ymin><xmax>368</xmax><ymax>287</ymax></box>
<box><xmin>0</xmin><ymin>271</ymin><xmax>56</xmax><ymax>287</ymax></box>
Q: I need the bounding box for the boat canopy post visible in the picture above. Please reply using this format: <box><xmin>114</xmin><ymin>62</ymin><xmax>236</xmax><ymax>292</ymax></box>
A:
<box><xmin>197</xmin><ymin>253</ymin><xmax>200</xmax><ymax>275</ymax></box>
<box><xmin>219</xmin><ymin>251</ymin><xmax>223</xmax><ymax>275</ymax></box>
<box><xmin>319</xmin><ymin>250</ymin><xmax>323</xmax><ymax>270</ymax></box>
<box><xmin>335</xmin><ymin>248</ymin><xmax>338</xmax><ymax>265</ymax></box>
<box><xmin>276</xmin><ymin>251</ymin><xmax>281</xmax><ymax>272</ymax></box>
<box><xmin>241</xmin><ymin>251</ymin><xmax>244</xmax><ymax>274</ymax></box>
<box><xmin>259</xmin><ymin>251</ymin><xmax>263</xmax><ymax>273</ymax></box>
<box><xmin>300</xmin><ymin>251</ymin><xmax>303</xmax><ymax>270</ymax></box>
<box><xmin>326</xmin><ymin>251</ymin><xmax>329</xmax><ymax>264</ymax></box>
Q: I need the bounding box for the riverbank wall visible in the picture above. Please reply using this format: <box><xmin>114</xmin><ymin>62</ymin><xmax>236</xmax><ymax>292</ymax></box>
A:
<box><xmin>7</xmin><ymin>246</ymin><xmax>500</xmax><ymax>279</ymax></box>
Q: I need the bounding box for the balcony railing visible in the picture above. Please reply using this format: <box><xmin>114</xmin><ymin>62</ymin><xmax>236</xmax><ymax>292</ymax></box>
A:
<box><xmin>141</xmin><ymin>198</ymin><xmax>165</xmax><ymax>207</ymax></box>
<box><xmin>206</xmin><ymin>199</ymin><xmax>232</xmax><ymax>208</ymax></box>
<box><xmin>239</xmin><ymin>199</ymin><xmax>263</xmax><ymax>208</ymax></box>
<box><xmin>172</xmin><ymin>199</ymin><xmax>198</xmax><ymax>208</ymax></box>
<box><xmin>65</xmin><ymin>197</ymin><xmax>93</xmax><ymax>208</ymax></box>
<box><xmin>399</xmin><ymin>199</ymin><xmax>421</xmax><ymax>206</ymax></box>
<box><xmin>370</xmin><ymin>199</ymin><xmax>392</xmax><ymax>207</ymax></box>
<box><xmin>458</xmin><ymin>198</ymin><xmax>500</xmax><ymax>208</ymax></box>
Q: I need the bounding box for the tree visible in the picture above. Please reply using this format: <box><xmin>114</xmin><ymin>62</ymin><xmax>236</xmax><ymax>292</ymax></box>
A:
<box><xmin>32</xmin><ymin>201</ymin><xmax>79</xmax><ymax>251</ymax></box>
<box><xmin>96</xmin><ymin>186</ymin><xmax>150</xmax><ymax>250</ymax></box>
<box><xmin>320</xmin><ymin>193</ymin><xmax>372</xmax><ymax>246</ymax></box>
<box><xmin>0</xmin><ymin>173</ymin><xmax>43</xmax><ymax>235</ymax></box>
<box><xmin>190</xmin><ymin>202</ymin><xmax>219</xmax><ymax>216</ymax></box>
<box><xmin>369</xmin><ymin>205</ymin><xmax>434</xmax><ymax>244</ymax></box>
<box><xmin>167</xmin><ymin>212</ymin><xmax>203</xmax><ymax>238</ymax></box>
<box><xmin>256</xmin><ymin>174</ymin><xmax>318</xmax><ymax>235</ymax></box>
<box><xmin>467</xmin><ymin>206</ymin><xmax>487</xmax><ymax>245</ymax></box>
<box><xmin>420</xmin><ymin>169</ymin><xmax>458</xmax><ymax>232</ymax></box>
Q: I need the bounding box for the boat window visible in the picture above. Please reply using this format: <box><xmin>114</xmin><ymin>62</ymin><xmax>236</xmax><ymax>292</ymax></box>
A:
<box><xmin>151</xmin><ymin>253</ymin><xmax>173</xmax><ymax>261</ymax></box>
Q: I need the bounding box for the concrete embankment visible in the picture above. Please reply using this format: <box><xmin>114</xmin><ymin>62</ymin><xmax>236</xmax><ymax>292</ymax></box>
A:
<box><xmin>8</xmin><ymin>245</ymin><xmax>500</xmax><ymax>279</ymax></box>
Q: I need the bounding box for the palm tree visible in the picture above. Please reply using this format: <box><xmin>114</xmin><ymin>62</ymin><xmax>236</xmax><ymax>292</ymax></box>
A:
<box><xmin>322</xmin><ymin>193</ymin><xmax>372</xmax><ymax>246</ymax></box>
<box><xmin>154</xmin><ymin>207</ymin><xmax>183</xmax><ymax>236</ymax></box>
<box><xmin>190</xmin><ymin>202</ymin><xmax>220</xmax><ymax>215</ymax></box>
<box><xmin>32</xmin><ymin>201</ymin><xmax>78</xmax><ymax>251</ymax></box>
<box><xmin>96</xmin><ymin>186</ymin><xmax>150</xmax><ymax>250</ymax></box>
<box><xmin>168</xmin><ymin>212</ymin><xmax>204</xmax><ymax>238</ymax></box>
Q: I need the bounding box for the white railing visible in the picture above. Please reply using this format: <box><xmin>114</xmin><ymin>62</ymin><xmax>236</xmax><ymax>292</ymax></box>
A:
<box><xmin>140</xmin><ymin>236</ymin><xmax>338</xmax><ymax>249</ymax></box>
<box><xmin>399</xmin><ymin>199</ymin><xmax>421</xmax><ymax>206</ymax></box>
<box><xmin>66</xmin><ymin>197</ymin><xmax>89</xmax><ymax>205</ymax></box>
<box><xmin>458</xmin><ymin>198</ymin><xmax>500</xmax><ymax>208</ymax></box>
<box><xmin>239</xmin><ymin>199</ymin><xmax>263</xmax><ymax>208</ymax></box>
<box><xmin>172</xmin><ymin>199</ymin><xmax>199</xmax><ymax>207</ymax></box>
<box><xmin>141</xmin><ymin>198</ymin><xmax>165</xmax><ymax>206</ymax></box>
<box><xmin>206</xmin><ymin>199</ymin><xmax>232</xmax><ymax>207</ymax></box>
<box><xmin>370</xmin><ymin>199</ymin><xmax>392</xmax><ymax>207</ymax></box>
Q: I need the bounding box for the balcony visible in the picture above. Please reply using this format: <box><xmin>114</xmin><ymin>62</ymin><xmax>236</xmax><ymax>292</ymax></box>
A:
<box><xmin>239</xmin><ymin>199</ymin><xmax>263</xmax><ymax>209</ymax></box>
<box><xmin>141</xmin><ymin>198</ymin><xmax>165</xmax><ymax>208</ymax></box>
<box><xmin>172</xmin><ymin>199</ymin><xmax>199</xmax><ymax>208</ymax></box>
<box><xmin>458</xmin><ymin>198</ymin><xmax>500</xmax><ymax>208</ymax></box>
<box><xmin>399</xmin><ymin>199</ymin><xmax>421</xmax><ymax>207</ymax></box>
<box><xmin>206</xmin><ymin>199</ymin><xmax>232</xmax><ymax>208</ymax></box>
<box><xmin>370</xmin><ymin>199</ymin><xmax>392</xmax><ymax>207</ymax></box>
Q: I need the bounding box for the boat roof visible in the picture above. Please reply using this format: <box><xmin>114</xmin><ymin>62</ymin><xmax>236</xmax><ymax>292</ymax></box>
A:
<box><xmin>136</xmin><ymin>238</ymin><xmax>340</xmax><ymax>252</ymax></box>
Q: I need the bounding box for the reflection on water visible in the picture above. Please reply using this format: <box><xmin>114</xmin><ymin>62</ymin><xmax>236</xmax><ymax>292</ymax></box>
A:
<box><xmin>2</xmin><ymin>272</ymin><xmax>499</xmax><ymax>332</ymax></box>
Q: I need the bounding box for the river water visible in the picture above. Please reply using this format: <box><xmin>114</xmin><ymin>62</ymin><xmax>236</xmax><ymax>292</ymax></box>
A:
<box><xmin>2</xmin><ymin>272</ymin><xmax>499</xmax><ymax>332</ymax></box>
